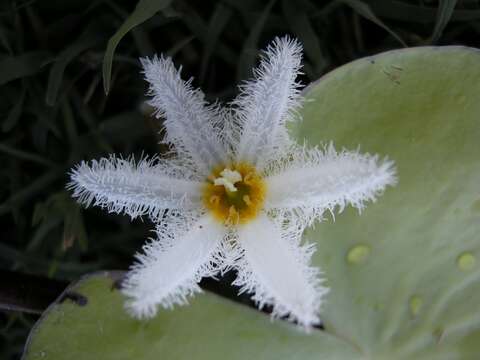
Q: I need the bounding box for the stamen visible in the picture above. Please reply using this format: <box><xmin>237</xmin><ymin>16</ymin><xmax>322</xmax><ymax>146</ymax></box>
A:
<box><xmin>243</xmin><ymin>195</ymin><xmax>252</xmax><ymax>206</ymax></box>
<box><xmin>209</xmin><ymin>195</ymin><xmax>220</xmax><ymax>205</ymax></box>
<box><xmin>227</xmin><ymin>206</ymin><xmax>240</xmax><ymax>225</ymax></box>
<box><xmin>243</xmin><ymin>172</ymin><xmax>254</xmax><ymax>185</ymax></box>
<box><xmin>213</xmin><ymin>168</ymin><xmax>242</xmax><ymax>192</ymax></box>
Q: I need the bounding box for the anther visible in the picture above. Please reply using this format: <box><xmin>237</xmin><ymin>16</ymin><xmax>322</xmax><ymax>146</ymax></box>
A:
<box><xmin>243</xmin><ymin>195</ymin><xmax>252</xmax><ymax>206</ymax></box>
<box><xmin>227</xmin><ymin>206</ymin><xmax>240</xmax><ymax>225</ymax></box>
<box><xmin>209</xmin><ymin>195</ymin><xmax>220</xmax><ymax>205</ymax></box>
<box><xmin>243</xmin><ymin>172</ymin><xmax>254</xmax><ymax>185</ymax></box>
<box><xmin>213</xmin><ymin>168</ymin><xmax>242</xmax><ymax>192</ymax></box>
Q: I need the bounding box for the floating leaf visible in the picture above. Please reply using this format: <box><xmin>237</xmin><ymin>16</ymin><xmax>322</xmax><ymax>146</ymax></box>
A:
<box><xmin>297</xmin><ymin>45</ymin><xmax>480</xmax><ymax>358</ymax></box>
<box><xmin>22</xmin><ymin>272</ymin><xmax>357</xmax><ymax>359</ymax></box>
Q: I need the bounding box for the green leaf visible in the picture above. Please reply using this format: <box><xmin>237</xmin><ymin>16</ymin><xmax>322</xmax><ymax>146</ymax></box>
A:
<box><xmin>22</xmin><ymin>272</ymin><xmax>358</xmax><ymax>359</ymax></box>
<box><xmin>431</xmin><ymin>0</ymin><xmax>458</xmax><ymax>43</ymax></box>
<box><xmin>0</xmin><ymin>170</ymin><xmax>60</xmax><ymax>216</ymax></box>
<box><xmin>237</xmin><ymin>0</ymin><xmax>276</xmax><ymax>82</ymax></box>
<box><xmin>282</xmin><ymin>0</ymin><xmax>328</xmax><ymax>77</ymax></box>
<box><xmin>199</xmin><ymin>2</ymin><xmax>233</xmax><ymax>83</ymax></box>
<box><xmin>339</xmin><ymin>0</ymin><xmax>406</xmax><ymax>47</ymax></box>
<box><xmin>0</xmin><ymin>141</ymin><xmax>55</xmax><ymax>167</ymax></box>
<box><xmin>296</xmin><ymin>46</ymin><xmax>480</xmax><ymax>358</ymax></box>
<box><xmin>366</xmin><ymin>0</ymin><xmax>480</xmax><ymax>24</ymax></box>
<box><xmin>0</xmin><ymin>52</ymin><xmax>51</xmax><ymax>86</ymax></box>
<box><xmin>30</xmin><ymin>192</ymin><xmax>89</xmax><ymax>252</ymax></box>
<box><xmin>180</xmin><ymin>6</ymin><xmax>236</xmax><ymax>66</ymax></box>
<box><xmin>102</xmin><ymin>0</ymin><xmax>173</xmax><ymax>94</ymax></box>
<box><xmin>46</xmin><ymin>30</ymin><xmax>100</xmax><ymax>106</ymax></box>
<box><xmin>2</xmin><ymin>89</ymin><xmax>25</xmax><ymax>132</ymax></box>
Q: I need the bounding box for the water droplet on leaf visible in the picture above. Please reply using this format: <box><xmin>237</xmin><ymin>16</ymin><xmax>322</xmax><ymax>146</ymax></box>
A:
<box><xmin>347</xmin><ymin>244</ymin><xmax>370</xmax><ymax>265</ymax></box>
<box><xmin>456</xmin><ymin>252</ymin><xmax>476</xmax><ymax>272</ymax></box>
<box><xmin>409</xmin><ymin>295</ymin><xmax>423</xmax><ymax>317</ymax></box>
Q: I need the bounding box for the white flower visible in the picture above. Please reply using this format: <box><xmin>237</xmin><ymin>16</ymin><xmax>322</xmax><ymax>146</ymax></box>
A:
<box><xmin>68</xmin><ymin>37</ymin><xmax>397</xmax><ymax>329</ymax></box>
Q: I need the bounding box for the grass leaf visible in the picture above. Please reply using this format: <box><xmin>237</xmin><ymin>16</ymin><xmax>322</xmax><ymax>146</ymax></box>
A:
<box><xmin>46</xmin><ymin>31</ymin><xmax>100</xmax><ymax>106</ymax></box>
<box><xmin>431</xmin><ymin>0</ymin><xmax>458</xmax><ymax>43</ymax></box>
<box><xmin>102</xmin><ymin>0</ymin><xmax>173</xmax><ymax>94</ymax></box>
<box><xmin>366</xmin><ymin>0</ymin><xmax>480</xmax><ymax>24</ymax></box>
<box><xmin>199</xmin><ymin>3</ymin><xmax>233</xmax><ymax>83</ymax></box>
<box><xmin>282</xmin><ymin>0</ymin><xmax>328</xmax><ymax>77</ymax></box>
<box><xmin>0</xmin><ymin>52</ymin><xmax>51</xmax><ymax>86</ymax></box>
<box><xmin>237</xmin><ymin>0</ymin><xmax>276</xmax><ymax>82</ymax></box>
<box><xmin>339</xmin><ymin>0</ymin><xmax>406</xmax><ymax>47</ymax></box>
<box><xmin>2</xmin><ymin>89</ymin><xmax>25</xmax><ymax>132</ymax></box>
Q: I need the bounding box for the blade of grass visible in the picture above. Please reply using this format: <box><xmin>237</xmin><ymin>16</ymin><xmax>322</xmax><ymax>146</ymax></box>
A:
<box><xmin>46</xmin><ymin>30</ymin><xmax>100</xmax><ymax>106</ymax></box>
<box><xmin>0</xmin><ymin>170</ymin><xmax>61</xmax><ymax>216</ymax></box>
<box><xmin>199</xmin><ymin>2</ymin><xmax>233</xmax><ymax>83</ymax></box>
<box><xmin>0</xmin><ymin>270</ymin><xmax>67</xmax><ymax>315</ymax></box>
<box><xmin>0</xmin><ymin>142</ymin><xmax>56</xmax><ymax>168</ymax></box>
<box><xmin>61</xmin><ymin>100</ymin><xmax>78</xmax><ymax>146</ymax></box>
<box><xmin>0</xmin><ymin>243</ymin><xmax>102</xmax><ymax>276</ymax></box>
<box><xmin>237</xmin><ymin>0</ymin><xmax>276</xmax><ymax>82</ymax></box>
<box><xmin>102</xmin><ymin>0</ymin><xmax>173</xmax><ymax>94</ymax></box>
<box><xmin>70</xmin><ymin>87</ymin><xmax>113</xmax><ymax>153</ymax></box>
<box><xmin>83</xmin><ymin>74</ymin><xmax>101</xmax><ymax>104</ymax></box>
<box><xmin>166</xmin><ymin>35</ymin><xmax>195</xmax><ymax>57</ymax></box>
<box><xmin>2</xmin><ymin>89</ymin><xmax>26</xmax><ymax>132</ymax></box>
<box><xmin>26</xmin><ymin>81</ymin><xmax>61</xmax><ymax>138</ymax></box>
<box><xmin>26</xmin><ymin>217</ymin><xmax>63</xmax><ymax>253</ymax></box>
<box><xmin>431</xmin><ymin>0</ymin><xmax>458</xmax><ymax>43</ymax></box>
<box><xmin>339</xmin><ymin>0</ymin><xmax>406</xmax><ymax>47</ymax></box>
<box><xmin>180</xmin><ymin>3</ymin><xmax>237</xmax><ymax>65</ymax></box>
<box><xmin>0</xmin><ymin>52</ymin><xmax>51</xmax><ymax>86</ymax></box>
<box><xmin>0</xmin><ymin>24</ymin><xmax>13</xmax><ymax>54</ymax></box>
<box><xmin>282</xmin><ymin>0</ymin><xmax>328</xmax><ymax>77</ymax></box>
<box><xmin>366</xmin><ymin>0</ymin><xmax>480</xmax><ymax>23</ymax></box>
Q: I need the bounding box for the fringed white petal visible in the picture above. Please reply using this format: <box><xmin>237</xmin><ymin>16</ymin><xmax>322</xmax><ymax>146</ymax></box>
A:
<box><xmin>122</xmin><ymin>213</ymin><xmax>226</xmax><ymax>319</ymax></box>
<box><xmin>141</xmin><ymin>56</ymin><xmax>229</xmax><ymax>174</ymax></box>
<box><xmin>233</xmin><ymin>37</ymin><xmax>303</xmax><ymax>169</ymax></box>
<box><xmin>67</xmin><ymin>155</ymin><xmax>201</xmax><ymax>221</ymax></box>
<box><xmin>233</xmin><ymin>214</ymin><xmax>327</xmax><ymax>329</ymax></box>
<box><xmin>265</xmin><ymin>144</ymin><xmax>397</xmax><ymax>225</ymax></box>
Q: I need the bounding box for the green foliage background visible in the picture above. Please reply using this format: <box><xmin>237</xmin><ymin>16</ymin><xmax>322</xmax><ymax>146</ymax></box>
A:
<box><xmin>1</xmin><ymin>0</ymin><xmax>480</xmax><ymax>358</ymax></box>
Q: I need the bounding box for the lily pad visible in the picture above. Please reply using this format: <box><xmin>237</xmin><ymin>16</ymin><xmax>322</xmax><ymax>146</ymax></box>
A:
<box><xmin>297</xmin><ymin>46</ymin><xmax>480</xmax><ymax>359</ymax></box>
<box><xmin>23</xmin><ymin>46</ymin><xmax>480</xmax><ymax>359</ymax></box>
<box><xmin>22</xmin><ymin>272</ymin><xmax>357</xmax><ymax>359</ymax></box>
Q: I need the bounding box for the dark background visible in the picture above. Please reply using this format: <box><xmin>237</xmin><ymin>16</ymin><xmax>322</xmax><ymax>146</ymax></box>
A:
<box><xmin>1</xmin><ymin>0</ymin><xmax>480</xmax><ymax>358</ymax></box>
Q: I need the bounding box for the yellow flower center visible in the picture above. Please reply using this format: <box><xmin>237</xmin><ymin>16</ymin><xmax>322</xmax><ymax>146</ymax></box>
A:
<box><xmin>203</xmin><ymin>163</ymin><xmax>266</xmax><ymax>225</ymax></box>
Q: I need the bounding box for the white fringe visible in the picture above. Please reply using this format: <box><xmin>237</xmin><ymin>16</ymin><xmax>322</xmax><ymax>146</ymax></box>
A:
<box><xmin>141</xmin><ymin>56</ymin><xmax>231</xmax><ymax>175</ymax></box>
<box><xmin>122</xmin><ymin>212</ymin><xmax>227</xmax><ymax>318</ymax></box>
<box><xmin>264</xmin><ymin>142</ymin><xmax>398</xmax><ymax>227</ymax></box>
<box><xmin>67</xmin><ymin>155</ymin><xmax>201</xmax><ymax>221</ymax></box>
<box><xmin>233</xmin><ymin>37</ymin><xmax>304</xmax><ymax>170</ymax></box>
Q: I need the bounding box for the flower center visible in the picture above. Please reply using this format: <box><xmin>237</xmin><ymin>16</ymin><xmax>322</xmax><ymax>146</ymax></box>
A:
<box><xmin>203</xmin><ymin>163</ymin><xmax>266</xmax><ymax>225</ymax></box>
